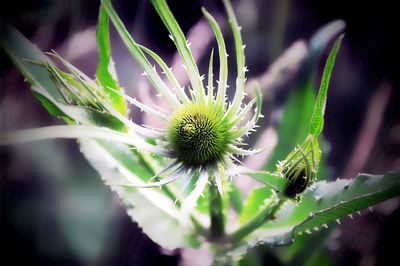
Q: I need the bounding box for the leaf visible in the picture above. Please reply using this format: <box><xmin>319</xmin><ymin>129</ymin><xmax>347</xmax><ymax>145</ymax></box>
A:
<box><xmin>96</xmin><ymin>6</ymin><xmax>127</xmax><ymax>116</ymax></box>
<box><xmin>264</xmin><ymin>82</ymin><xmax>316</xmax><ymax>172</ymax></box>
<box><xmin>0</xmin><ymin>22</ymin><xmax>193</xmax><ymax>249</ymax></box>
<box><xmin>229</xmin><ymin>183</ymin><xmax>243</xmax><ymax>214</ymax></box>
<box><xmin>100</xmin><ymin>0</ymin><xmax>181</xmax><ymax>107</ymax></box>
<box><xmin>202</xmin><ymin>7</ymin><xmax>228</xmax><ymax>107</ymax></box>
<box><xmin>309</xmin><ymin>34</ymin><xmax>343</xmax><ymax>137</ymax></box>
<box><xmin>0</xmin><ymin>24</ymin><xmax>125</xmax><ymax>130</ymax></box>
<box><xmin>80</xmin><ymin>139</ymin><xmax>197</xmax><ymax>249</ymax></box>
<box><xmin>151</xmin><ymin>0</ymin><xmax>204</xmax><ymax>102</ymax></box>
<box><xmin>139</xmin><ymin>45</ymin><xmax>190</xmax><ymax>104</ymax></box>
<box><xmin>223</xmin><ymin>0</ymin><xmax>246</xmax><ymax>119</ymax></box>
<box><xmin>245</xmin><ymin>171</ymin><xmax>288</xmax><ymax>192</ymax></box>
<box><xmin>264</xmin><ymin>20</ymin><xmax>345</xmax><ymax>172</ymax></box>
<box><xmin>249</xmin><ymin>171</ymin><xmax>400</xmax><ymax>246</ymax></box>
<box><xmin>0</xmin><ymin>24</ymin><xmax>62</xmax><ymax>100</ymax></box>
<box><xmin>239</xmin><ymin>187</ymin><xmax>273</xmax><ymax>224</ymax></box>
<box><xmin>0</xmin><ymin>125</ymin><xmax>170</xmax><ymax>157</ymax></box>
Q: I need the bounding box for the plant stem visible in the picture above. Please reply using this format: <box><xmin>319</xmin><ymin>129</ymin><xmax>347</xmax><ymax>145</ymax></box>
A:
<box><xmin>229</xmin><ymin>196</ymin><xmax>286</xmax><ymax>243</ymax></box>
<box><xmin>209</xmin><ymin>182</ymin><xmax>225</xmax><ymax>241</ymax></box>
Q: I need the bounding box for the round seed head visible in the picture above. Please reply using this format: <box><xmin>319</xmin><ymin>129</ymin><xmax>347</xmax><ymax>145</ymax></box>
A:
<box><xmin>168</xmin><ymin>103</ymin><xmax>231</xmax><ymax>166</ymax></box>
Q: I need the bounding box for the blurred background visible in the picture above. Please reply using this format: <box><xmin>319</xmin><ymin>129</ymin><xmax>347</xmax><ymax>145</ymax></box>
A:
<box><xmin>1</xmin><ymin>0</ymin><xmax>399</xmax><ymax>265</ymax></box>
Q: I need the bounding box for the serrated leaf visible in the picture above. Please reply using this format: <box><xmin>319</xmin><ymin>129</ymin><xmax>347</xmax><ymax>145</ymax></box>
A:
<box><xmin>80</xmin><ymin>139</ymin><xmax>196</xmax><ymax>249</ymax></box>
<box><xmin>0</xmin><ymin>22</ymin><xmax>193</xmax><ymax>249</ymax></box>
<box><xmin>249</xmin><ymin>171</ymin><xmax>400</xmax><ymax>246</ymax></box>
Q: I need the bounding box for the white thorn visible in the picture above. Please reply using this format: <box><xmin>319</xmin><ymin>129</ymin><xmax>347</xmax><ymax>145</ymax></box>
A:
<box><xmin>357</xmin><ymin>211</ymin><xmax>361</xmax><ymax>216</ymax></box>
<box><xmin>322</xmin><ymin>224</ymin><xmax>328</xmax><ymax>229</ymax></box>
<box><xmin>336</xmin><ymin>219</ymin><xmax>341</xmax><ymax>224</ymax></box>
<box><xmin>348</xmin><ymin>214</ymin><xmax>353</xmax><ymax>219</ymax></box>
<box><xmin>369</xmin><ymin>207</ymin><xmax>373</xmax><ymax>213</ymax></box>
<box><xmin>305</xmin><ymin>229</ymin><xmax>312</xmax><ymax>235</ymax></box>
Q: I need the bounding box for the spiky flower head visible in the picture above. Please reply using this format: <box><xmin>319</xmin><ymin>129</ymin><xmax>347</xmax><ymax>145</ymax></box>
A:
<box><xmin>98</xmin><ymin>0</ymin><xmax>263</xmax><ymax>202</ymax></box>
<box><xmin>6</xmin><ymin>0</ymin><xmax>263</xmax><ymax>210</ymax></box>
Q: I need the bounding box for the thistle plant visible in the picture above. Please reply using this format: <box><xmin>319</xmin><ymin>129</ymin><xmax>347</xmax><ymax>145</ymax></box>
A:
<box><xmin>1</xmin><ymin>0</ymin><xmax>400</xmax><ymax>264</ymax></box>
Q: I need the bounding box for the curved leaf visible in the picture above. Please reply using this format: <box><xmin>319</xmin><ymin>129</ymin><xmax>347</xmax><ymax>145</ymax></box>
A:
<box><xmin>96</xmin><ymin>6</ymin><xmax>127</xmax><ymax>115</ymax></box>
<box><xmin>249</xmin><ymin>171</ymin><xmax>400</xmax><ymax>246</ymax></box>
<box><xmin>309</xmin><ymin>34</ymin><xmax>343</xmax><ymax>137</ymax></box>
<box><xmin>264</xmin><ymin>20</ymin><xmax>345</xmax><ymax>172</ymax></box>
<box><xmin>151</xmin><ymin>0</ymin><xmax>204</xmax><ymax>102</ymax></box>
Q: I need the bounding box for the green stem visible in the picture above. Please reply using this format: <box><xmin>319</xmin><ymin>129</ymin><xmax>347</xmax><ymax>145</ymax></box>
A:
<box><xmin>230</xmin><ymin>196</ymin><xmax>286</xmax><ymax>243</ymax></box>
<box><xmin>209</xmin><ymin>182</ymin><xmax>225</xmax><ymax>241</ymax></box>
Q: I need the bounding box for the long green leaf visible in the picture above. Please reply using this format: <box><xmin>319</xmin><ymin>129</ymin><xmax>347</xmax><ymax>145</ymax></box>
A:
<box><xmin>309</xmin><ymin>34</ymin><xmax>343</xmax><ymax>137</ymax></box>
<box><xmin>139</xmin><ymin>45</ymin><xmax>190</xmax><ymax>104</ymax></box>
<box><xmin>151</xmin><ymin>0</ymin><xmax>205</xmax><ymax>103</ymax></box>
<box><xmin>96</xmin><ymin>6</ymin><xmax>127</xmax><ymax>116</ymax></box>
<box><xmin>100</xmin><ymin>0</ymin><xmax>181</xmax><ymax>107</ymax></box>
<box><xmin>223</xmin><ymin>0</ymin><xmax>246</xmax><ymax>120</ymax></box>
<box><xmin>202</xmin><ymin>7</ymin><xmax>228</xmax><ymax>107</ymax></box>
<box><xmin>263</xmin><ymin>21</ymin><xmax>345</xmax><ymax>172</ymax></box>
<box><xmin>248</xmin><ymin>171</ymin><xmax>400</xmax><ymax>246</ymax></box>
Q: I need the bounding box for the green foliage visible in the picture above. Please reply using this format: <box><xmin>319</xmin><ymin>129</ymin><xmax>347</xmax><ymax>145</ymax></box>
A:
<box><xmin>96</xmin><ymin>6</ymin><xmax>127</xmax><ymax>116</ymax></box>
<box><xmin>247</xmin><ymin>171</ymin><xmax>400</xmax><ymax>246</ymax></box>
<box><xmin>264</xmin><ymin>20</ymin><xmax>345</xmax><ymax>172</ymax></box>
<box><xmin>1</xmin><ymin>1</ymin><xmax>400</xmax><ymax>265</ymax></box>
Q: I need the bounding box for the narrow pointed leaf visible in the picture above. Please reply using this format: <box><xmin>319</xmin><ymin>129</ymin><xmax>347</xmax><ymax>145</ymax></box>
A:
<box><xmin>202</xmin><ymin>8</ymin><xmax>228</xmax><ymax>107</ymax></box>
<box><xmin>100</xmin><ymin>0</ymin><xmax>181</xmax><ymax>107</ymax></box>
<box><xmin>309</xmin><ymin>34</ymin><xmax>343</xmax><ymax>137</ymax></box>
<box><xmin>139</xmin><ymin>45</ymin><xmax>190</xmax><ymax>104</ymax></box>
<box><xmin>264</xmin><ymin>21</ymin><xmax>345</xmax><ymax>172</ymax></box>
<box><xmin>223</xmin><ymin>0</ymin><xmax>246</xmax><ymax>119</ymax></box>
<box><xmin>207</xmin><ymin>49</ymin><xmax>214</xmax><ymax>104</ymax></box>
<box><xmin>151</xmin><ymin>0</ymin><xmax>204</xmax><ymax>103</ymax></box>
<box><xmin>96</xmin><ymin>6</ymin><xmax>127</xmax><ymax>115</ymax></box>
